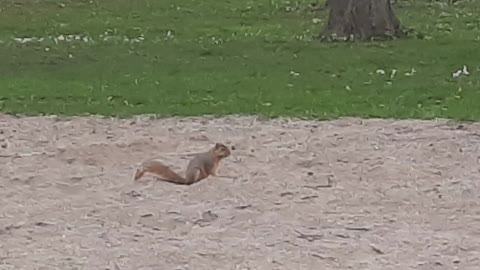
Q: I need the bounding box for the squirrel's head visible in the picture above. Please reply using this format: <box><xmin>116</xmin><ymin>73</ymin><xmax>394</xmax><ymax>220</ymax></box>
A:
<box><xmin>213</xmin><ymin>143</ymin><xmax>231</xmax><ymax>158</ymax></box>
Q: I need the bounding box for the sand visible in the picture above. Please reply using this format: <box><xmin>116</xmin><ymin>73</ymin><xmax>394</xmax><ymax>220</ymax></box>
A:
<box><xmin>0</xmin><ymin>113</ymin><xmax>479</xmax><ymax>270</ymax></box>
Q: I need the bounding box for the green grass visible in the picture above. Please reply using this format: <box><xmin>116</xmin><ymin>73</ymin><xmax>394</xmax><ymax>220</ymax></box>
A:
<box><xmin>0</xmin><ymin>0</ymin><xmax>479</xmax><ymax>120</ymax></box>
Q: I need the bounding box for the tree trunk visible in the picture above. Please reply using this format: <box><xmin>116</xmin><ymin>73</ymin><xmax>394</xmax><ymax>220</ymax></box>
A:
<box><xmin>321</xmin><ymin>0</ymin><xmax>403</xmax><ymax>41</ymax></box>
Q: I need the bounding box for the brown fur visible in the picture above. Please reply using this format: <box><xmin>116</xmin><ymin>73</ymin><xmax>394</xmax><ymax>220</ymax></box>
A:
<box><xmin>133</xmin><ymin>143</ymin><xmax>231</xmax><ymax>185</ymax></box>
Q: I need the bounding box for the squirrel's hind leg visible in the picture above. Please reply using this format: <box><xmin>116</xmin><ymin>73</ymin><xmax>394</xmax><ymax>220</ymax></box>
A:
<box><xmin>185</xmin><ymin>167</ymin><xmax>206</xmax><ymax>184</ymax></box>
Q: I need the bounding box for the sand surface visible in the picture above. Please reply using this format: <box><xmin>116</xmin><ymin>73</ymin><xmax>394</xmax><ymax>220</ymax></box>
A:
<box><xmin>0</xmin><ymin>113</ymin><xmax>479</xmax><ymax>270</ymax></box>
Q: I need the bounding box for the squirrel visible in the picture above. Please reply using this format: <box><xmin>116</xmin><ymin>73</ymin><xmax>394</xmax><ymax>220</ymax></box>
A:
<box><xmin>133</xmin><ymin>143</ymin><xmax>231</xmax><ymax>185</ymax></box>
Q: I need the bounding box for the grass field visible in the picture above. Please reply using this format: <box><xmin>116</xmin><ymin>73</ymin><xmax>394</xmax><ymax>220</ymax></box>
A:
<box><xmin>0</xmin><ymin>0</ymin><xmax>479</xmax><ymax>119</ymax></box>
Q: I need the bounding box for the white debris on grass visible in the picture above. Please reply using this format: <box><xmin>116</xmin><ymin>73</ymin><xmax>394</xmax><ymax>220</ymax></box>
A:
<box><xmin>376</xmin><ymin>69</ymin><xmax>386</xmax><ymax>75</ymax></box>
<box><xmin>404</xmin><ymin>68</ymin><xmax>416</xmax><ymax>76</ymax></box>
<box><xmin>452</xmin><ymin>65</ymin><xmax>470</xmax><ymax>78</ymax></box>
<box><xmin>10</xmin><ymin>33</ymin><xmax>150</xmax><ymax>45</ymax></box>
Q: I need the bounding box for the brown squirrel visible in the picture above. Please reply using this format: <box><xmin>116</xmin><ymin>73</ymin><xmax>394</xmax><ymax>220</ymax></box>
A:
<box><xmin>133</xmin><ymin>143</ymin><xmax>231</xmax><ymax>185</ymax></box>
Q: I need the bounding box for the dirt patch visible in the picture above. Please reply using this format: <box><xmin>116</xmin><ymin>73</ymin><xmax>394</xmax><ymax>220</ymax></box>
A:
<box><xmin>0</xmin><ymin>114</ymin><xmax>479</xmax><ymax>269</ymax></box>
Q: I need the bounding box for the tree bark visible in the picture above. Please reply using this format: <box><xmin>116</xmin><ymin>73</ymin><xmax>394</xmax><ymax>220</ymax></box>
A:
<box><xmin>321</xmin><ymin>0</ymin><xmax>403</xmax><ymax>41</ymax></box>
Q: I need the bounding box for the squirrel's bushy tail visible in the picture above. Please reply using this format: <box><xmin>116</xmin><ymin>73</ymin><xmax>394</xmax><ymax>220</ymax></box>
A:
<box><xmin>154</xmin><ymin>164</ymin><xmax>192</xmax><ymax>184</ymax></box>
<box><xmin>133</xmin><ymin>167</ymin><xmax>146</xmax><ymax>181</ymax></box>
<box><xmin>133</xmin><ymin>160</ymin><xmax>195</xmax><ymax>185</ymax></box>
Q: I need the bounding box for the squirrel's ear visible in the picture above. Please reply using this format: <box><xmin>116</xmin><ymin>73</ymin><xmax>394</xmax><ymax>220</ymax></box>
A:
<box><xmin>215</xmin><ymin>143</ymin><xmax>221</xmax><ymax>148</ymax></box>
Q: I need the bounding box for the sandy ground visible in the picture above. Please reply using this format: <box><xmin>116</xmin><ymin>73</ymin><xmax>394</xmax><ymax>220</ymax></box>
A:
<box><xmin>0</xmin><ymin>113</ymin><xmax>479</xmax><ymax>270</ymax></box>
